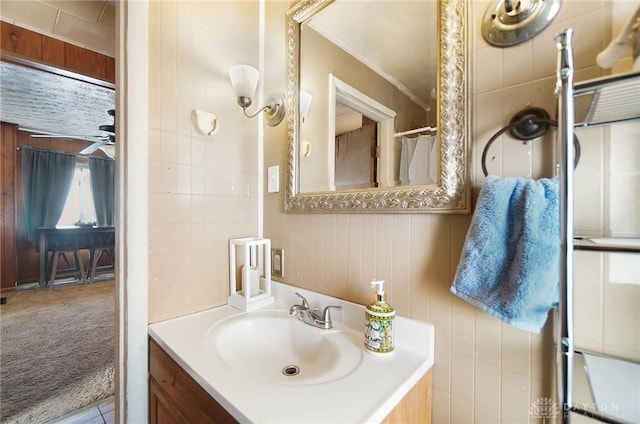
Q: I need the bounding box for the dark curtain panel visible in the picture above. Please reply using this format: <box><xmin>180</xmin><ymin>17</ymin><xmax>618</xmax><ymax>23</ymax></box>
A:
<box><xmin>21</xmin><ymin>147</ymin><xmax>77</xmax><ymax>244</ymax></box>
<box><xmin>89</xmin><ymin>156</ymin><xmax>115</xmax><ymax>227</ymax></box>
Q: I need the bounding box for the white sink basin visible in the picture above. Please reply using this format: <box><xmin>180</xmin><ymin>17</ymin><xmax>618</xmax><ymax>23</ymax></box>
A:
<box><xmin>207</xmin><ymin>310</ymin><xmax>363</xmax><ymax>385</ymax></box>
<box><xmin>149</xmin><ymin>282</ymin><xmax>435</xmax><ymax>423</ymax></box>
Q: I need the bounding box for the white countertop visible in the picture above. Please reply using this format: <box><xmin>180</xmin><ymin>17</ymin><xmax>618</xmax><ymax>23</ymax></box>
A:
<box><xmin>148</xmin><ymin>282</ymin><xmax>435</xmax><ymax>424</ymax></box>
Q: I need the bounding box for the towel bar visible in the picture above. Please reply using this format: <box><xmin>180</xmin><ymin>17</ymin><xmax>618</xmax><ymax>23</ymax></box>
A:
<box><xmin>481</xmin><ymin>108</ymin><xmax>581</xmax><ymax>177</ymax></box>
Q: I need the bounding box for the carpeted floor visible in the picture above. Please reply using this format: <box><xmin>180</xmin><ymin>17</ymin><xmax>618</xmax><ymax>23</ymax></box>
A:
<box><xmin>0</xmin><ymin>280</ymin><xmax>115</xmax><ymax>424</ymax></box>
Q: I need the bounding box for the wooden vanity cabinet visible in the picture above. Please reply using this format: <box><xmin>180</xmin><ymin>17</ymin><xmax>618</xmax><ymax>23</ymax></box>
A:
<box><xmin>382</xmin><ymin>369</ymin><xmax>432</xmax><ymax>424</ymax></box>
<box><xmin>149</xmin><ymin>337</ymin><xmax>432</xmax><ymax>423</ymax></box>
<box><xmin>149</xmin><ymin>338</ymin><xmax>236</xmax><ymax>424</ymax></box>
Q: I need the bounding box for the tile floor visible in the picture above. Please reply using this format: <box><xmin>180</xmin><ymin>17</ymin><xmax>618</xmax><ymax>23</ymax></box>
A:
<box><xmin>50</xmin><ymin>397</ymin><xmax>115</xmax><ymax>424</ymax></box>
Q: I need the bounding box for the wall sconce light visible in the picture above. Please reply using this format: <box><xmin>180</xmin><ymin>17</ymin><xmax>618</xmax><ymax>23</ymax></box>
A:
<box><xmin>300</xmin><ymin>90</ymin><xmax>313</xmax><ymax>123</ymax></box>
<box><xmin>192</xmin><ymin>109</ymin><xmax>219</xmax><ymax>136</ymax></box>
<box><xmin>228</xmin><ymin>64</ymin><xmax>286</xmax><ymax>126</ymax></box>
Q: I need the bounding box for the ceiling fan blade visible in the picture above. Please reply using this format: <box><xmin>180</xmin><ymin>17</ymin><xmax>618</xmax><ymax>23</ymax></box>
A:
<box><xmin>30</xmin><ymin>134</ymin><xmax>104</xmax><ymax>141</ymax></box>
<box><xmin>80</xmin><ymin>140</ymin><xmax>109</xmax><ymax>155</ymax></box>
<box><xmin>99</xmin><ymin>144</ymin><xmax>116</xmax><ymax>158</ymax></box>
<box><xmin>20</xmin><ymin>127</ymin><xmax>110</xmax><ymax>141</ymax></box>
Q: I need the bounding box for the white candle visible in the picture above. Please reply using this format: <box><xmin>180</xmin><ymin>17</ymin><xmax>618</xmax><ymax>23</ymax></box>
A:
<box><xmin>242</xmin><ymin>265</ymin><xmax>260</xmax><ymax>297</ymax></box>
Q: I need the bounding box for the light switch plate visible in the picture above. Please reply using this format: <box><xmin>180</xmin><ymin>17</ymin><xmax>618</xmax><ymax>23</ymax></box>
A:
<box><xmin>267</xmin><ymin>166</ymin><xmax>279</xmax><ymax>193</ymax></box>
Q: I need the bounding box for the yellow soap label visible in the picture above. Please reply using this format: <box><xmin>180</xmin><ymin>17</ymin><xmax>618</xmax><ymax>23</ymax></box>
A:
<box><xmin>364</xmin><ymin>312</ymin><xmax>394</xmax><ymax>353</ymax></box>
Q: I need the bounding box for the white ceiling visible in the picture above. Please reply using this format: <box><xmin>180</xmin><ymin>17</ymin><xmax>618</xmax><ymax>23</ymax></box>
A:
<box><xmin>0</xmin><ymin>0</ymin><xmax>115</xmax><ymax>57</ymax></box>
<box><xmin>308</xmin><ymin>0</ymin><xmax>438</xmax><ymax>110</ymax></box>
<box><xmin>0</xmin><ymin>1</ymin><xmax>116</xmax><ymax>138</ymax></box>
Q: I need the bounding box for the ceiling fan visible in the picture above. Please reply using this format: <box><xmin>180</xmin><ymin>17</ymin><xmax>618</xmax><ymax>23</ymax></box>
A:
<box><xmin>28</xmin><ymin>109</ymin><xmax>116</xmax><ymax>158</ymax></box>
<box><xmin>80</xmin><ymin>108</ymin><xmax>115</xmax><ymax>156</ymax></box>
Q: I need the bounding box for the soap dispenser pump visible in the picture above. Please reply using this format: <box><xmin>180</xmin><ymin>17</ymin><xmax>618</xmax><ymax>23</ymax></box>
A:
<box><xmin>364</xmin><ymin>279</ymin><xmax>395</xmax><ymax>353</ymax></box>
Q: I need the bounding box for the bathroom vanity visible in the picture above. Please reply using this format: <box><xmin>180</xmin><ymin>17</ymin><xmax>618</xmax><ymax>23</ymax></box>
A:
<box><xmin>149</xmin><ymin>338</ymin><xmax>432</xmax><ymax>423</ymax></box>
<box><xmin>149</xmin><ymin>338</ymin><xmax>237</xmax><ymax>423</ymax></box>
<box><xmin>148</xmin><ymin>283</ymin><xmax>434</xmax><ymax>423</ymax></box>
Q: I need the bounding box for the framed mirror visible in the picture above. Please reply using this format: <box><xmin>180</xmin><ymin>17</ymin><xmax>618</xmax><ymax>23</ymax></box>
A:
<box><xmin>284</xmin><ymin>0</ymin><xmax>470</xmax><ymax>213</ymax></box>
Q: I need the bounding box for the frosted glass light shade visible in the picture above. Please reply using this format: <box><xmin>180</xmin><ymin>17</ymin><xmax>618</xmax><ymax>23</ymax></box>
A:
<box><xmin>228</xmin><ymin>65</ymin><xmax>260</xmax><ymax>99</ymax></box>
<box><xmin>300</xmin><ymin>91</ymin><xmax>313</xmax><ymax>121</ymax></box>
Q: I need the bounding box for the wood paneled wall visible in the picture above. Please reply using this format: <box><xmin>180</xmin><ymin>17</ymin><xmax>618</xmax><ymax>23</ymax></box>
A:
<box><xmin>1</xmin><ymin>21</ymin><xmax>115</xmax><ymax>84</ymax></box>
<box><xmin>0</xmin><ymin>22</ymin><xmax>115</xmax><ymax>290</ymax></box>
<box><xmin>1</xmin><ymin>124</ymin><xmax>18</xmax><ymax>288</ymax></box>
<box><xmin>1</xmin><ymin>124</ymin><xmax>109</xmax><ymax>288</ymax></box>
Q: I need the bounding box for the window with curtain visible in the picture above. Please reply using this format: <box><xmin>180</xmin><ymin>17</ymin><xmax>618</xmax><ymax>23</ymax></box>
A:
<box><xmin>89</xmin><ymin>156</ymin><xmax>115</xmax><ymax>227</ymax></box>
<box><xmin>57</xmin><ymin>162</ymin><xmax>97</xmax><ymax>226</ymax></box>
<box><xmin>20</xmin><ymin>147</ymin><xmax>77</xmax><ymax>244</ymax></box>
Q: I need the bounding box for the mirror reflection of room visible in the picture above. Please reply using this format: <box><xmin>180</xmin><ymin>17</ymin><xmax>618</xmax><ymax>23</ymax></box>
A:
<box><xmin>298</xmin><ymin>0</ymin><xmax>437</xmax><ymax>193</ymax></box>
<box><xmin>398</xmin><ymin>129</ymin><xmax>438</xmax><ymax>186</ymax></box>
<box><xmin>334</xmin><ymin>110</ymin><xmax>377</xmax><ymax>190</ymax></box>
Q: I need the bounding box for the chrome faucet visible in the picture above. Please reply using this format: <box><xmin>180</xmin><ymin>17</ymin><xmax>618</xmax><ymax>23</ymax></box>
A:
<box><xmin>289</xmin><ymin>292</ymin><xmax>342</xmax><ymax>330</ymax></box>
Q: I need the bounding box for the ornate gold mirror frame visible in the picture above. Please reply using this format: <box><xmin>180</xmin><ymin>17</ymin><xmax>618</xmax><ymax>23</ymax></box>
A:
<box><xmin>284</xmin><ymin>0</ymin><xmax>470</xmax><ymax>213</ymax></box>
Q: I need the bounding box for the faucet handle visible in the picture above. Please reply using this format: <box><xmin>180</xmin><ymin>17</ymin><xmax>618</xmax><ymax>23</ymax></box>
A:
<box><xmin>321</xmin><ymin>305</ymin><xmax>343</xmax><ymax>324</ymax></box>
<box><xmin>294</xmin><ymin>292</ymin><xmax>310</xmax><ymax>309</ymax></box>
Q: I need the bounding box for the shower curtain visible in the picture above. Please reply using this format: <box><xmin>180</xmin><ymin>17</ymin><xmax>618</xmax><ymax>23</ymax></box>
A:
<box><xmin>399</xmin><ymin>134</ymin><xmax>437</xmax><ymax>185</ymax></box>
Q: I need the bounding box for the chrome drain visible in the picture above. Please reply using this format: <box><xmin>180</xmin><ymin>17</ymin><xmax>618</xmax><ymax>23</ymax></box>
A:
<box><xmin>282</xmin><ymin>365</ymin><xmax>300</xmax><ymax>376</ymax></box>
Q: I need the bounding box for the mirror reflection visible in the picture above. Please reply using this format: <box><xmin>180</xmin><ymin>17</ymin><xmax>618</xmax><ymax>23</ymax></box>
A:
<box><xmin>285</xmin><ymin>0</ymin><xmax>470</xmax><ymax>213</ymax></box>
<box><xmin>284</xmin><ymin>0</ymin><xmax>471</xmax><ymax>213</ymax></box>
<box><xmin>298</xmin><ymin>0</ymin><xmax>438</xmax><ymax>193</ymax></box>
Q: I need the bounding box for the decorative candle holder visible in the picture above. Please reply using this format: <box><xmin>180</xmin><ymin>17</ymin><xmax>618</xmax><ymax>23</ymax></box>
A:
<box><xmin>228</xmin><ymin>237</ymin><xmax>274</xmax><ymax>311</ymax></box>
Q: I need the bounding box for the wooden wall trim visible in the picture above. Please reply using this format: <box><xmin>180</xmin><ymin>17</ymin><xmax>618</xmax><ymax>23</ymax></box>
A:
<box><xmin>0</xmin><ymin>21</ymin><xmax>115</xmax><ymax>86</ymax></box>
<box><xmin>1</xmin><ymin>123</ymin><xmax>18</xmax><ymax>289</ymax></box>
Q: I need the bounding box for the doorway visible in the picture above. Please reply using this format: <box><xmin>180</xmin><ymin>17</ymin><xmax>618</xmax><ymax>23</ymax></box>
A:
<box><xmin>2</xmin><ymin>11</ymin><xmax>116</xmax><ymax>422</ymax></box>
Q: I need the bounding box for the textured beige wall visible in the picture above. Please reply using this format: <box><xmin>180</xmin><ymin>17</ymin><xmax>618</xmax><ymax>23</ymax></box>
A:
<box><xmin>264</xmin><ymin>1</ymin><xmax>635</xmax><ymax>423</ymax></box>
<box><xmin>147</xmin><ymin>1</ymin><xmax>261</xmax><ymax>323</ymax></box>
<box><xmin>142</xmin><ymin>0</ymin><xmax>638</xmax><ymax>421</ymax></box>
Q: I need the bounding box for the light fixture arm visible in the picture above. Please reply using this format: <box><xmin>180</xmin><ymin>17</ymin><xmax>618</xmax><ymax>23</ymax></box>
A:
<box><xmin>242</xmin><ymin>103</ymin><xmax>274</xmax><ymax>119</ymax></box>
<box><xmin>228</xmin><ymin>64</ymin><xmax>287</xmax><ymax>126</ymax></box>
<box><xmin>236</xmin><ymin>92</ymin><xmax>286</xmax><ymax>126</ymax></box>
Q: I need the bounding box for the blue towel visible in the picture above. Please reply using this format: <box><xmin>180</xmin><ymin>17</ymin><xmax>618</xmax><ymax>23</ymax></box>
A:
<box><xmin>450</xmin><ymin>175</ymin><xmax>560</xmax><ymax>333</ymax></box>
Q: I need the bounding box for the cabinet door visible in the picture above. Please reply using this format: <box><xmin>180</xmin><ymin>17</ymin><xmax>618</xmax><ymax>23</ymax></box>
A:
<box><xmin>382</xmin><ymin>369</ymin><xmax>432</xmax><ymax>424</ymax></box>
<box><xmin>149</xmin><ymin>339</ymin><xmax>238</xmax><ymax>424</ymax></box>
<box><xmin>150</xmin><ymin>379</ymin><xmax>183</xmax><ymax>424</ymax></box>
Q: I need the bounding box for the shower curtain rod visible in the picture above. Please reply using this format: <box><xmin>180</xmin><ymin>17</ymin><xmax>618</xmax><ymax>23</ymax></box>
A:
<box><xmin>394</xmin><ymin>126</ymin><xmax>437</xmax><ymax>138</ymax></box>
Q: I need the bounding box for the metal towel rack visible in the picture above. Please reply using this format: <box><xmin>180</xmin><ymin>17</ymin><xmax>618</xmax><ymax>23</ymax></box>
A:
<box><xmin>555</xmin><ymin>28</ymin><xmax>640</xmax><ymax>424</ymax></box>
<box><xmin>574</xmin><ymin>71</ymin><xmax>640</xmax><ymax>127</ymax></box>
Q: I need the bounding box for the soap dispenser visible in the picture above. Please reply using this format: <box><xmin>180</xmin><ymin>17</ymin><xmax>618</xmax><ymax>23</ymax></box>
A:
<box><xmin>364</xmin><ymin>279</ymin><xmax>395</xmax><ymax>353</ymax></box>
